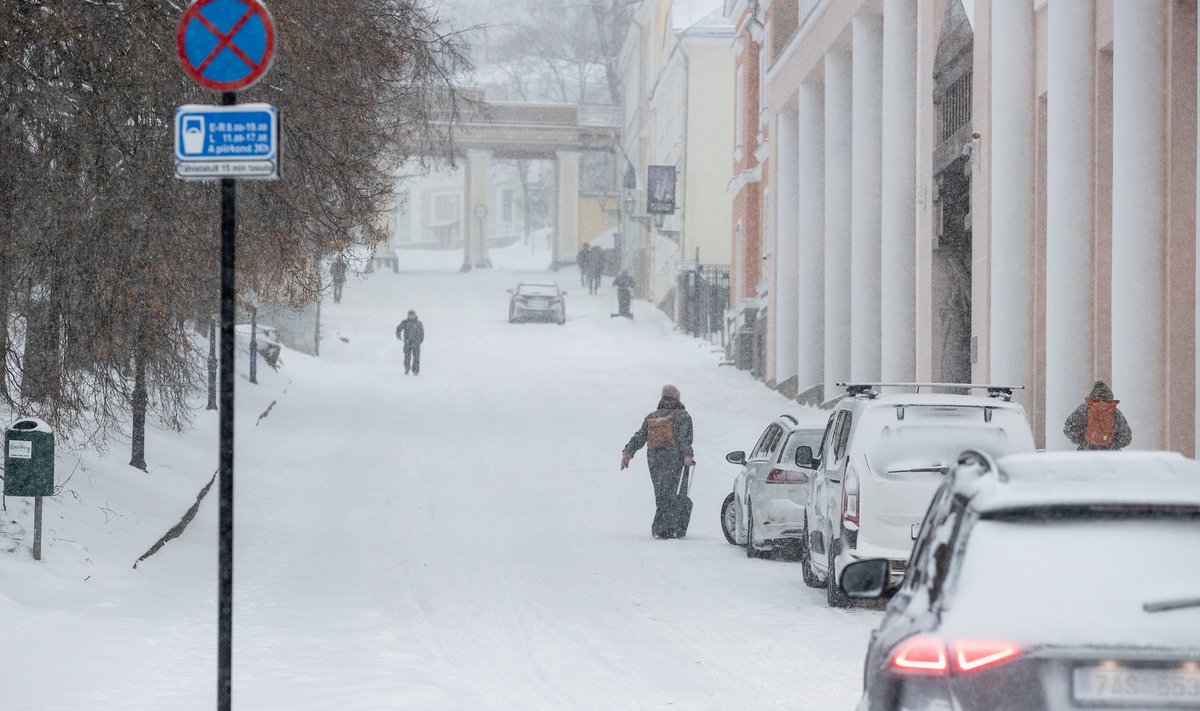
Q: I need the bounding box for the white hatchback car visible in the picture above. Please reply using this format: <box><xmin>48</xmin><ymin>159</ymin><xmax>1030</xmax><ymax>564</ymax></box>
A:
<box><xmin>507</xmin><ymin>283</ymin><xmax>566</xmax><ymax>325</ymax></box>
<box><xmin>804</xmin><ymin>384</ymin><xmax>1036</xmax><ymax>606</ymax></box>
<box><xmin>721</xmin><ymin>416</ymin><xmax>824</xmax><ymax>558</ymax></box>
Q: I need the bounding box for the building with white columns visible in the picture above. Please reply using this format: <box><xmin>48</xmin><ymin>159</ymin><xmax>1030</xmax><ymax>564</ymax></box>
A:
<box><xmin>753</xmin><ymin>0</ymin><xmax>1197</xmax><ymax>453</ymax></box>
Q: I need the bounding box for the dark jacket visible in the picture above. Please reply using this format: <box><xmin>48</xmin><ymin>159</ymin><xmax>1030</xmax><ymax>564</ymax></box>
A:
<box><xmin>623</xmin><ymin>398</ymin><xmax>694</xmax><ymax>467</ymax></box>
<box><xmin>396</xmin><ymin>318</ymin><xmax>424</xmax><ymax>345</ymax></box>
<box><xmin>614</xmin><ymin>273</ymin><xmax>635</xmax><ymax>292</ymax></box>
<box><xmin>1063</xmin><ymin>380</ymin><xmax>1132</xmax><ymax>450</ymax></box>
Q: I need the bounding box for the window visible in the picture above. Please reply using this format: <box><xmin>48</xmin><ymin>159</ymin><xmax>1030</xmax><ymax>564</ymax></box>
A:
<box><xmin>832</xmin><ymin>412</ymin><xmax>853</xmax><ymax>460</ymax></box>
<box><xmin>751</xmin><ymin>425</ymin><xmax>781</xmax><ymax>460</ymax></box>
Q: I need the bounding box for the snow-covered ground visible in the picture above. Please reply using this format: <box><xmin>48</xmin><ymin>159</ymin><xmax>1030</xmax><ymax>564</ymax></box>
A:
<box><xmin>0</xmin><ymin>241</ymin><xmax>880</xmax><ymax>710</ymax></box>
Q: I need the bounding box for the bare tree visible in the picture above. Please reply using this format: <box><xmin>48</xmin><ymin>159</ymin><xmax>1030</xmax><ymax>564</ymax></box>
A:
<box><xmin>0</xmin><ymin>0</ymin><xmax>470</xmax><ymax>467</ymax></box>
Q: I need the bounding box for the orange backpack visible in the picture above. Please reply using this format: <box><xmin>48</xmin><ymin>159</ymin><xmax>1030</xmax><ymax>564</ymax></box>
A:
<box><xmin>1084</xmin><ymin>398</ymin><xmax>1119</xmax><ymax>446</ymax></box>
<box><xmin>646</xmin><ymin>411</ymin><xmax>678</xmax><ymax>448</ymax></box>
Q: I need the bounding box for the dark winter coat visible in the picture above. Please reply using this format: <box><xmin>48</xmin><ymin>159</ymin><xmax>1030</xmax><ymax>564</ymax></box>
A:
<box><xmin>614</xmin><ymin>273</ymin><xmax>635</xmax><ymax>293</ymax></box>
<box><xmin>396</xmin><ymin>318</ymin><xmax>425</xmax><ymax>345</ymax></box>
<box><xmin>623</xmin><ymin>398</ymin><xmax>694</xmax><ymax>472</ymax></box>
<box><xmin>331</xmin><ymin>258</ymin><xmax>347</xmax><ymax>283</ymax></box>
<box><xmin>1063</xmin><ymin>380</ymin><xmax>1132</xmax><ymax>450</ymax></box>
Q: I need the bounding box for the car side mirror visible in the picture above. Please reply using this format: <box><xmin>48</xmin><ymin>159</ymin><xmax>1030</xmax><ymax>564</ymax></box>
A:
<box><xmin>795</xmin><ymin>445</ymin><xmax>815</xmax><ymax>468</ymax></box>
<box><xmin>840</xmin><ymin>559</ymin><xmax>890</xmax><ymax>599</ymax></box>
<box><xmin>725</xmin><ymin>450</ymin><xmax>746</xmax><ymax>466</ymax></box>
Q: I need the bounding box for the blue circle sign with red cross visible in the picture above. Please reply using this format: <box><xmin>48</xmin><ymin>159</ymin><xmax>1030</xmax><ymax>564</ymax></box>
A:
<box><xmin>177</xmin><ymin>0</ymin><xmax>275</xmax><ymax>92</ymax></box>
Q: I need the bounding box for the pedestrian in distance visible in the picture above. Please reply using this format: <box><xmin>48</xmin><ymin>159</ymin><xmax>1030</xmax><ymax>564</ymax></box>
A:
<box><xmin>613</xmin><ymin>269</ymin><xmax>635</xmax><ymax>319</ymax></box>
<box><xmin>577</xmin><ymin>244</ymin><xmax>590</xmax><ymax>288</ymax></box>
<box><xmin>588</xmin><ymin>248</ymin><xmax>604</xmax><ymax>295</ymax></box>
<box><xmin>331</xmin><ymin>254</ymin><xmax>348</xmax><ymax>304</ymax></box>
<box><xmin>621</xmin><ymin>384</ymin><xmax>696</xmax><ymax>539</ymax></box>
<box><xmin>395</xmin><ymin>309</ymin><xmax>425</xmax><ymax>376</ymax></box>
<box><xmin>1063</xmin><ymin>380</ymin><xmax>1132</xmax><ymax>450</ymax></box>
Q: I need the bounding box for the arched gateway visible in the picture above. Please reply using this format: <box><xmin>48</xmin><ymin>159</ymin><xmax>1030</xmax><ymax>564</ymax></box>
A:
<box><xmin>435</xmin><ymin>92</ymin><xmax>621</xmax><ymax>270</ymax></box>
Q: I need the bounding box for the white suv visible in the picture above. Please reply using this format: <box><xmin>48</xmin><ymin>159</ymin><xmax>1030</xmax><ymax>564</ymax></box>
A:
<box><xmin>801</xmin><ymin>383</ymin><xmax>1035</xmax><ymax>607</ymax></box>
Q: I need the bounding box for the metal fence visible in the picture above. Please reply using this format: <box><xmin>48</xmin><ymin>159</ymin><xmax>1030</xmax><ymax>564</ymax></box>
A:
<box><xmin>678</xmin><ymin>265</ymin><xmax>731</xmax><ymax>345</ymax></box>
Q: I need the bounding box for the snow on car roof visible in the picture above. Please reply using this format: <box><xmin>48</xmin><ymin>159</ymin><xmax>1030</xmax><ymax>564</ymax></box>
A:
<box><xmin>966</xmin><ymin>451</ymin><xmax>1200</xmax><ymax>512</ymax></box>
<box><xmin>857</xmin><ymin>392</ymin><xmax>1026</xmax><ymax>409</ymax></box>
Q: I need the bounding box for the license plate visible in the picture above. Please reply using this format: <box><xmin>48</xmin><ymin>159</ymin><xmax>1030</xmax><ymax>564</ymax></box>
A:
<box><xmin>1073</xmin><ymin>665</ymin><xmax>1200</xmax><ymax>704</ymax></box>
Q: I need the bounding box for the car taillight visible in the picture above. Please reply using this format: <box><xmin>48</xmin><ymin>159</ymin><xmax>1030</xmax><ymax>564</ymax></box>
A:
<box><xmin>891</xmin><ymin>636</ymin><xmax>948</xmax><ymax>674</ymax></box>
<box><xmin>890</xmin><ymin>636</ymin><xmax>1021</xmax><ymax>675</ymax></box>
<box><xmin>766</xmin><ymin>468</ymin><xmax>785</xmax><ymax>483</ymax></box>
<box><xmin>841</xmin><ymin>460</ymin><xmax>860</xmax><ymax>526</ymax></box>
<box><xmin>550</xmin><ymin>298</ymin><xmax>562</xmax><ymax>304</ymax></box>
<box><xmin>954</xmin><ymin>639</ymin><xmax>1021</xmax><ymax>672</ymax></box>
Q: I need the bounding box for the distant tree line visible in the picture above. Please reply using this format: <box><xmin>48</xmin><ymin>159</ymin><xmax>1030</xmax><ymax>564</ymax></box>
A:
<box><xmin>0</xmin><ymin>0</ymin><xmax>469</xmax><ymax>465</ymax></box>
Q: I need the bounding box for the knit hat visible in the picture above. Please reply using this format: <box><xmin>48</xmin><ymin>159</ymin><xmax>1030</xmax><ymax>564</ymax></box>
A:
<box><xmin>1088</xmin><ymin>380</ymin><xmax>1114</xmax><ymax>401</ymax></box>
<box><xmin>661</xmin><ymin>384</ymin><xmax>681</xmax><ymax>401</ymax></box>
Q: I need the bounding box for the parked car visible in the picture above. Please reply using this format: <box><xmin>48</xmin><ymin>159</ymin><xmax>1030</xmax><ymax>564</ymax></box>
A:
<box><xmin>721</xmin><ymin>416</ymin><xmax>823</xmax><ymax>559</ymax></box>
<box><xmin>803</xmin><ymin>383</ymin><xmax>1035</xmax><ymax>606</ymax></box>
<box><xmin>842</xmin><ymin>450</ymin><xmax>1200</xmax><ymax>711</ymax></box>
<box><xmin>507</xmin><ymin>283</ymin><xmax>566</xmax><ymax>325</ymax></box>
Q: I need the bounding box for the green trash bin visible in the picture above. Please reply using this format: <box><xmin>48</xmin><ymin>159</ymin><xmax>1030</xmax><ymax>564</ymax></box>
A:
<box><xmin>4</xmin><ymin>418</ymin><xmax>54</xmax><ymax>497</ymax></box>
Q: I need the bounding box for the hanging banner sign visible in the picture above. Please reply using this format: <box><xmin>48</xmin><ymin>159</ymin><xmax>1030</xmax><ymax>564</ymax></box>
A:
<box><xmin>647</xmin><ymin>165</ymin><xmax>676</xmax><ymax>215</ymax></box>
<box><xmin>174</xmin><ymin>103</ymin><xmax>279</xmax><ymax>180</ymax></box>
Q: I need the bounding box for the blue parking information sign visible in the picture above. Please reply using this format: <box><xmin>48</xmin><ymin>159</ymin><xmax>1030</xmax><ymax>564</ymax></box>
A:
<box><xmin>174</xmin><ymin>103</ymin><xmax>279</xmax><ymax>180</ymax></box>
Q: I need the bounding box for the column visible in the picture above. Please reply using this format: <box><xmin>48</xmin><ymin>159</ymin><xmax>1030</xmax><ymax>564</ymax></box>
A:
<box><xmin>989</xmin><ymin>0</ymin><xmax>1035</xmax><ymax>395</ymax></box>
<box><xmin>1112</xmin><ymin>1</ymin><xmax>1168</xmax><ymax>447</ymax></box>
<box><xmin>851</xmin><ymin>14</ymin><xmax>883</xmax><ymax>382</ymax></box>
<box><xmin>825</xmin><ymin>49</ymin><xmax>853</xmax><ymax>398</ymax></box>
<box><xmin>1046</xmin><ymin>0</ymin><xmax>1096</xmax><ymax>448</ymax></box>
<box><xmin>880</xmin><ymin>0</ymin><xmax>917</xmax><ymax>382</ymax></box>
<box><xmin>556</xmin><ymin>150</ymin><xmax>581</xmax><ymax>269</ymax></box>
<box><xmin>464</xmin><ymin>149</ymin><xmax>494</xmax><ymax>270</ymax></box>
<box><xmin>775</xmin><ymin>108</ymin><xmax>800</xmax><ymax>390</ymax></box>
<box><xmin>797</xmin><ymin>81</ymin><xmax>825</xmax><ymax>400</ymax></box>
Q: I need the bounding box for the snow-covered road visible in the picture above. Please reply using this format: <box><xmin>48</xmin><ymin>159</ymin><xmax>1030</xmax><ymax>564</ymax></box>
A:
<box><xmin>1</xmin><ymin>244</ymin><xmax>879</xmax><ymax>710</ymax></box>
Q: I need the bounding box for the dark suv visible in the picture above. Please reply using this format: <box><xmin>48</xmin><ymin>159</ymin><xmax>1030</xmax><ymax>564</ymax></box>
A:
<box><xmin>842</xmin><ymin>450</ymin><xmax>1200</xmax><ymax>711</ymax></box>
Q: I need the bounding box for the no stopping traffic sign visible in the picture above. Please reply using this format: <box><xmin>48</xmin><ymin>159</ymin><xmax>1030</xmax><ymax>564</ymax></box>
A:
<box><xmin>177</xmin><ymin>0</ymin><xmax>275</xmax><ymax>92</ymax></box>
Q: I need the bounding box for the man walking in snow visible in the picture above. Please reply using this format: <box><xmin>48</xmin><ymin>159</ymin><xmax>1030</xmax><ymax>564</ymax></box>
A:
<box><xmin>587</xmin><ymin>248</ymin><xmax>604</xmax><ymax>295</ymax></box>
<box><xmin>395</xmin><ymin>309</ymin><xmax>425</xmax><ymax>376</ymax></box>
<box><xmin>1063</xmin><ymin>380</ymin><xmax>1132</xmax><ymax>450</ymax></box>
<box><xmin>621</xmin><ymin>384</ymin><xmax>696</xmax><ymax>538</ymax></box>
<box><xmin>614</xmin><ymin>270</ymin><xmax>635</xmax><ymax>318</ymax></box>
<box><xmin>577</xmin><ymin>244</ymin><xmax>591</xmax><ymax>287</ymax></box>
<box><xmin>331</xmin><ymin>255</ymin><xmax>348</xmax><ymax>304</ymax></box>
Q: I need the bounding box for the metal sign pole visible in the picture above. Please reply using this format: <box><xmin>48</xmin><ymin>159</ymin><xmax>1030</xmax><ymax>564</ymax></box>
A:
<box><xmin>218</xmin><ymin>89</ymin><xmax>237</xmax><ymax>711</ymax></box>
<box><xmin>33</xmin><ymin>496</ymin><xmax>42</xmax><ymax>561</ymax></box>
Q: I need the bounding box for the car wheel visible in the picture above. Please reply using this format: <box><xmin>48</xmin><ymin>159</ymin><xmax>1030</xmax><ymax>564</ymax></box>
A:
<box><xmin>508</xmin><ymin>306</ymin><xmax>517</xmax><ymax>323</ymax></box>
<box><xmin>826</xmin><ymin>537</ymin><xmax>851</xmax><ymax>607</ymax></box>
<box><xmin>557</xmin><ymin>311</ymin><xmax>565</xmax><ymax>325</ymax></box>
<box><xmin>800</xmin><ymin>520</ymin><xmax>825</xmax><ymax>588</ymax></box>
<box><xmin>720</xmin><ymin>492</ymin><xmax>738</xmax><ymax>545</ymax></box>
<box><xmin>745</xmin><ymin>500</ymin><xmax>761</xmax><ymax>559</ymax></box>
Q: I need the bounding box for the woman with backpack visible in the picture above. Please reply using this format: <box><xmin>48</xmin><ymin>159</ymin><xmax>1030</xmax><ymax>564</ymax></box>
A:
<box><xmin>620</xmin><ymin>385</ymin><xmax>696</xmax><ymax>538</ymax></box>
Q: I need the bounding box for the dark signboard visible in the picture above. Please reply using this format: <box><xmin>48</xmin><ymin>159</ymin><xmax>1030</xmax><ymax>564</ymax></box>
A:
<box><xmin>647</xmin><ymin>165</ymin><xmax>676</xmax><ymax>214</ymax></box>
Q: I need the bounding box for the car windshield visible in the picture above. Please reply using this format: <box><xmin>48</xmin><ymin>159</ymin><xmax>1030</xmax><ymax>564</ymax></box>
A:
<box><xmin>943</xmin><ymin>514</ymin><xmax>1200</xmax><ymax>646</ymax></box>
<box><xmin>517</xmin><ymin>285</ymin><xmax>559</xmax><ymax>296</ymax></box>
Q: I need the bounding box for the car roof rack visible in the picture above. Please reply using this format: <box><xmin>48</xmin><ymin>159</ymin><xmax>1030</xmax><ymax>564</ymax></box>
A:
<box><xmin>837</xmin><ymin>382</ymin><xmax>1024</xmax><ymax>402</ymax></box>
<box><xmin>779</xmin><ymin>414</ymin><xmax>798</xmax><ymax>424</ymax></box>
